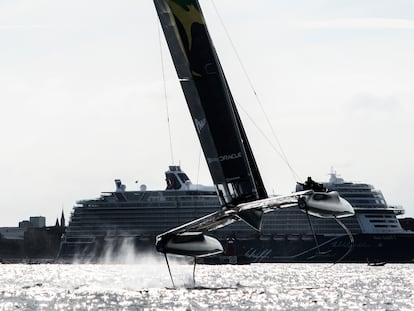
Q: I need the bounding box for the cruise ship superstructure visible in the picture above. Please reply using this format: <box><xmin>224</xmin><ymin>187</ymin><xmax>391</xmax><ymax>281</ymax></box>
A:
<box><xmin>59</xmin><ymin>167</ymin><xmax>414</xmax><ymax>263</ymax></box>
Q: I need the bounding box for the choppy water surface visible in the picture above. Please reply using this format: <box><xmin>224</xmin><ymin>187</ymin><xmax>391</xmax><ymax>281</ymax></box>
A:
<box><xmin>0</xmin><ymin>260</ymin><xmax>413</xmax><ymax>310</ymax></box>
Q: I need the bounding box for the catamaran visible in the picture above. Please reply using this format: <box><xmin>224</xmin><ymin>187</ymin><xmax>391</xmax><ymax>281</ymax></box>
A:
<box><xmin>152</xmin><ymin>0</ymin><xmax>353</xmax><ymax>275</ymax></box>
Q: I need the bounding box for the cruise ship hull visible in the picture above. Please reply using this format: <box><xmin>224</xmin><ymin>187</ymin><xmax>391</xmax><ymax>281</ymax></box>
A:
<box><xmin>208</xmin><ymin>233</ymin><xmax>414</xmax><ymax>264</ymax></box>
<box><xmin>59</xmin><ymin>232</ymin><xmax>414</xmax><ymax>264</ymax></box>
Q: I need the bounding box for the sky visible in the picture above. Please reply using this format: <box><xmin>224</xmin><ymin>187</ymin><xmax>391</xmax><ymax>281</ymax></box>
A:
<box><xmin>0</xmin><ymin>0</ymin><xmax>413</xmax><ymax>226</ymax></box>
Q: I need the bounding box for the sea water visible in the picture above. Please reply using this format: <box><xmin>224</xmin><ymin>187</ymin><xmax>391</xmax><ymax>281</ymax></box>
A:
<box><xmin>0</xmin><ymin>261</ymin><xmax>413</xmax><ymax>310</ymax></box>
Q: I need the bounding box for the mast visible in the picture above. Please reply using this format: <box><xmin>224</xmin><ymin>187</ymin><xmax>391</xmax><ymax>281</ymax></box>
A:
<box><xmin>154</xmin><ymin>0</ymin><xmax>267</xmax><ymax>213</ymax></box>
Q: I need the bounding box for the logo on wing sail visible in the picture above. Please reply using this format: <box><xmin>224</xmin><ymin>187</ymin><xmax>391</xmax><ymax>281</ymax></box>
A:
<box><xmin>207</xmin><ymin>152</ymin><xmax>242</xmax><ymax>164</ymax></box>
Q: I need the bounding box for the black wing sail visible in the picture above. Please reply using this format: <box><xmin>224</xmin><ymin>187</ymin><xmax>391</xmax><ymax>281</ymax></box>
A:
<box><xmin>154</xmin><ymin>0</ymin><xmax>267</xmax><ymax>227</ymax></box>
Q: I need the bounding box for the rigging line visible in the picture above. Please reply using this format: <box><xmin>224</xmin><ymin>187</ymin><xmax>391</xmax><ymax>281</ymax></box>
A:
<box><xmin>193</xmin><ymin>147</ymin><xmax>202</xmax><ymax>215</ymax></box>
<box><xmin>196</xmin><ymin>147</ymin><xmax>202</xmax><ymax>187</ymax></box>
<box><xmin>305</xmin><ymin>209</ymin><xmax>321</xmax><ymax>254</ymax></box>
<box><xmin>158</xmin><ymin>22</ymin><xmax>175</xmax><ymax>165</ymax></box>
<box><xmin>333</xmin><ymin>217</ymin><xmax>354</xmax><ymax>265</ymax></box>
<box><xmin>210</xmin><ymin>0</ymin><xmax>300</xmax><ymax>181</ymax></box>
<box><xmin>238</xmin><ymin>103</ymin><xmax>301</xmax><ymax>182</ymax></box>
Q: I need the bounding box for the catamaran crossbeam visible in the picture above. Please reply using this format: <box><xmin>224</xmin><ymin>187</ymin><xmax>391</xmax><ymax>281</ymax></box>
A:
<box><xmin>156</xmin><ymin>190</ymin><xmax>353</xmax><ymax>257</ymax></box>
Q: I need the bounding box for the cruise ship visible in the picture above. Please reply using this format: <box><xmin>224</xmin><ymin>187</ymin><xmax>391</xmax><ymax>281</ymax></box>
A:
<box><xmin>58</xmin><ymin>166</ymin><xmax>414</xmax><ymax>263</ymax></box>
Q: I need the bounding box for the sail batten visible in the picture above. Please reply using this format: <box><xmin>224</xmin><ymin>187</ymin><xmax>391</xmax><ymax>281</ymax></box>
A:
<box><xmin>154</xmin><ymin>0</ymin><xmax>267</xmax><ymax>208</ymax></box>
